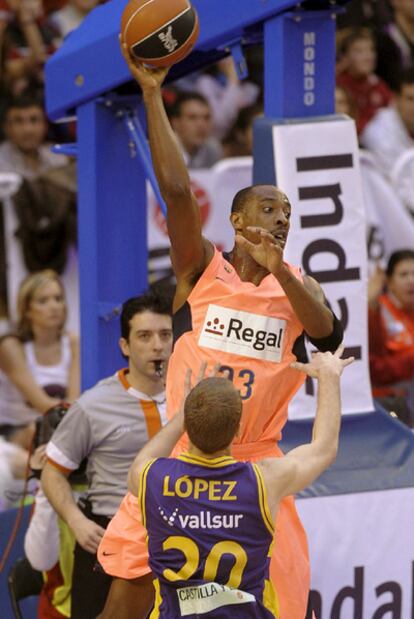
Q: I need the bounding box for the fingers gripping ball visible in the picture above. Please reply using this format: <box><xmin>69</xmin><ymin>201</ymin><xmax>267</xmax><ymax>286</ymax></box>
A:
<box><xmin>121</xmin><ymin>0</ymin><xmax>199</xmax><ymax>68</ymax></box>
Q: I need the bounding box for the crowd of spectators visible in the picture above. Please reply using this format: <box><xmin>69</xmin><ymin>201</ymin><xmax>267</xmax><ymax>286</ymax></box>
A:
<box><xmin>336</xmin><ymin>1</ymin><xmax>414</xmax><ymax>425</ymax></box>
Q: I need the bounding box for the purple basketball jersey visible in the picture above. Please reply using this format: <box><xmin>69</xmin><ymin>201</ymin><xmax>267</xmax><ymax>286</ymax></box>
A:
<box><xmin>140</xmin><ymin>453</ymin><xmax>278</xmax><ymax>618</ymax></box>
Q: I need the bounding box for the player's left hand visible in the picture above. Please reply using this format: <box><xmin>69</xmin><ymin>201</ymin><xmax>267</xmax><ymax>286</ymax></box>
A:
<box><xmin>290</xmin><ymin>345</ymin><xmax>354</xmax><ymax>378</ymax></box>
<box><xmin>119</xmin><ymin>34</ymin><xmax>169</xmax><ymax>92</ymax></box>
<box><xmin>183</xmin><ymin>361</ymin><xmax>222</xmax><ymax>398</ymax></box>
<box><xmin>235</xmin><ymin>227</ymin><xmax>285</xmax><ymax>275</ymax></box>
<box><xmin>178</xmin><ymin>362</ymin><xmax>221</xmax><ymax>419</ymax></box>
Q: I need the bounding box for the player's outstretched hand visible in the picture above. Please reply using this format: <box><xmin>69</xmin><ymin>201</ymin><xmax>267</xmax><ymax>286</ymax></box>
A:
<box><xmin>235</xmin><ymin>227</ymin><xmax>284</xmax><ymax>275</ymax></box>
<box><xmin>119</xmin><ymin>35</ymin><xmax>169</xmax><ymax>92</ymax></box>
<box><xmin>183</xmin><ymin>361</ymin><xmax>223</xmax><ymax>399</ymax></box>
<box><xmin>290</xmin><ymin>345</ymin><xmax>354</xmax><ymax>379</ymax></box>
<box><xmin>175</xmin><ymin>362</ymin><xmax>222</xmax><ymax>421</ymax></box>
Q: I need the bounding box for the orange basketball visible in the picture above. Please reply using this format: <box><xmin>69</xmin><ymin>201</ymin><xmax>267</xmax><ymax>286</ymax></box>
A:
<box><xmin>121</xmin><ymin>0</ymin><xmax>199</xmax><ymax>68</ymax></box>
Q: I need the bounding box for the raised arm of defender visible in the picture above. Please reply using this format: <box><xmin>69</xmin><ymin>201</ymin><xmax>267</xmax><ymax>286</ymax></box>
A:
<box><xmin>120</xmin><ymin>41</ymin><xmax>213</xmax><ymax>310</ymax></box>
<box><xmin>258</xmin><ymin>346</ymin><xmax>354</xmax><ymax>514</ymax></box>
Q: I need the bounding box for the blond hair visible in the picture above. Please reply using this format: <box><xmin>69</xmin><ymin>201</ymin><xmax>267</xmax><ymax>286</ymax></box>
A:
<box><xmin>184</xmin><ymin>377</ymin><xmax>242</xmax><ymax>454</ymax></box>
<box><xmin>16</xmin><ymin>270</ymin><xmax>66</xmax><ymax>341</ymax></box>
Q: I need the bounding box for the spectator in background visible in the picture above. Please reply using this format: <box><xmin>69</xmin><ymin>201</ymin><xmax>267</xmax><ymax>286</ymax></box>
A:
<box><xmin>50</xmin><ymin>0</ymin><xmax>99</xmax><ymax>40</ymax></box>
<box><xmin>368</xmin><ymin>250</ymin><xmax>414</xmax><ymax>428</ymax></box>
<box><xmin>0</xmin><ymin>269</ymin><xmax>79</xmax><ymax>426</ymax></box>
<box><xmin>222</xmin><ymin>103</ymin><xmax>262</xmax><ymax>158</ymax></box>
<box><xmin>377</xmin><ymin>0</ymin><xmax>414</xmax><ymax>91</ymax></box>
<box><xmin>193</xmin><ymin>57</ymin><xmax>260</xmax><ymax>140</ymax></box>
<box><xmin>0</xmin><ymin>94</ymin><xmax>76</xmax><ymax>277</ymax></box>
<box><xmin>0</xmin><ymin>421</ymin><xmax>35</xmax><ymax>510</ymax></box>
<box><xmin>336</xmin><ymin>27</ymin><xmax>393</xmax><ymax>134</ymax></box>
<box><xmin>1</xmin><ymin>0</ymin><xmax>61</xmax><ymax>94</ymax></box>
<box><xmin>168</xmin><ymin>91</ymin><xmax>222</xmax><ymax>169</ymax></box>
<box><xmin>0</xmin><ymin>93</ymin><xmax>67</xmax><ymax>179</ymax></box>
<box><xmin>335</xmin><ymin>84</ymin><xmax>358</xmax><ymax>120</ymax></box>
<box><xmin>361</xmin><ymin>66</ymin><xmax>414</xmax><ymax>174</ymax></box>
<box><xmin>41</xmin><ymin>292</ymin><xmax>172</xmax><ymax>619</ymax></box>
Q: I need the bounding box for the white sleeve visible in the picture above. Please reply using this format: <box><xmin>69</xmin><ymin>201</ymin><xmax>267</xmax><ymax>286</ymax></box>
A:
<box><xmin>391</xmin><ymin>149</ymin><xmax>414</xmax><ymax>215</ymax></box>
<box><xmin>24</xmin><ymin>488</ymin><xmax>60</xmax><ymax>571</ymax></box>
<box><xmin>360</xmin><ymin>114</ymin><xmax>406</xmax><ymax>177</ymax></box>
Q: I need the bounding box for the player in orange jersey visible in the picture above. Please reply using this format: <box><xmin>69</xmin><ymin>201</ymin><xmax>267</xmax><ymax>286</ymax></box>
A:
<box><xmin>97</xmin><ymin>42</ymin><xmax>344</xmax><ymax>619</ymax></box>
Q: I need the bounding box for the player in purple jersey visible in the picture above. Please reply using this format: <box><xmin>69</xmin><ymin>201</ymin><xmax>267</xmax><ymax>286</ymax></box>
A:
<box><xmin>128</xmin><ymin>348</ymin><xmax>353</xmax><ymax>618</ymax></box>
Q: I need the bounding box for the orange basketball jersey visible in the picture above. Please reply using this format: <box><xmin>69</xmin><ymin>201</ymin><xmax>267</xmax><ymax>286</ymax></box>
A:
<box><xmin>168</xmin><ymin>247</ymin><xmax>306</xmax><ymax>457</ymax></box>
<box><xmin>99</xmin><ymin>248</ymin><xmax>311</xmax><ymax>619</ymax></box>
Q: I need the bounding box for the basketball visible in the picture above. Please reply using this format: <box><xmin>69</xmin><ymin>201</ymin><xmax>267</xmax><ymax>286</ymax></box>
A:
<box><xmin>121</xmin><ymin>0</ymin><xmax>199</xmax><ymax>68</ymax></box>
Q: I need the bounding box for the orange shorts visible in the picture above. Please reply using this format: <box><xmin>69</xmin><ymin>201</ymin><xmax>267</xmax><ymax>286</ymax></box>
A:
<box><xmin>98</xmin><ymin>443</ymin><xmax>310</xmax><ymax>619</ymax></box>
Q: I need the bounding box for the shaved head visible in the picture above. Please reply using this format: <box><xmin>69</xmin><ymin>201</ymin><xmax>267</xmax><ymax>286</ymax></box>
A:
<box><xmin>231</xmin><ymin>184</ymin><xmax>290</xmax><ymax>214</ymax></box>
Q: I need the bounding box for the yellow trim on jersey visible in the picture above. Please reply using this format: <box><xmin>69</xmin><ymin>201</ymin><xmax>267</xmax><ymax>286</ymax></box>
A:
<box><xmin>138</xmin><ymin>458</ymin><xmax>156</xmax><ymax>529</ymax></box>
<box><xmin>267</xmin><ymin>539</ymin><xmax>274</xmax><ymax>558</ymax></box>
<box><xmin>178</xmin><ymin>452</ymin><xmax>237</xmax><ymax>468</ymax></box>
<box><xmin>263</xmin><ymin>578</ymin><xmax>280</xmax><ymax>618</ymax></box>
<box><xmin>252</xmin><ymin>463</ymin><xmax>274</xmax><ymax>535</ymax></box>
<box><xmin>149</xmin><ymin>578</ymin><xmax>162</xmax><ymax>619</ymax></box>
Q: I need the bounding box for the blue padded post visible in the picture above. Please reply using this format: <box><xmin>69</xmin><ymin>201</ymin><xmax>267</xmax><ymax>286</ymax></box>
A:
<box><xmin>264</xmin><ymin>9</ymin><xmax>337</xmax><ymax>118</ymax></box>
<box><xmin>77</xmin><ymin>99</ymin><xmax>148</xmax><ymax>389</ymax></box>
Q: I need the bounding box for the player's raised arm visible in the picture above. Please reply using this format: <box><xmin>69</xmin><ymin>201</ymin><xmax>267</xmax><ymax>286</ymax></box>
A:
<box><xmin>259</xmin><ymin>347</ymin><xmax>354</xmax><ymax>506</ymax></box>
<box><xmin>120</xmin><ymin>40</ymin><xmax>214</xmax><ymax>299</ymax></box>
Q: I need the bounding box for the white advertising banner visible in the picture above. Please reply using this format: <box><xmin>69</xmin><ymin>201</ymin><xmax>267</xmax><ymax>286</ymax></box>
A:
<box><xmin>297</xmin><ymin>488</ymin><xmax>414</xmax><ymax>619</ymax></box>
<box><xmin>272</xmin><ymin>120</ymin><xmax>373</xmax><ymax>417</ymax></box>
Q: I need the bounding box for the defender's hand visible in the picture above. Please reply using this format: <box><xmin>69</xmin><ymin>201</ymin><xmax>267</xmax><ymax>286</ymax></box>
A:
<box><xmin>182</xmin><ymin>361</ymin><xmax>222</xmax><ymax>399</ymax></box>
<box><xmin>120</xmin><ymin>35</ymin><xmax>169</xmax><ymax>92</ymax></box>
<box><xmin>235</xmin><ymin>227</ymin><xmax>285</xmax><ymax>275</ymax></box>
<box><xmin>290</xmin><ymin>345</ymin><xmax>354</xmax><ymax>378</ymax></box>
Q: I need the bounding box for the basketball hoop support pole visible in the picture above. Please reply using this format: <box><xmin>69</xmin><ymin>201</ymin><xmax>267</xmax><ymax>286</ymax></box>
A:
<box><xmin>263</xmin><ymin>8</ymin><xmax>337</xmax><ymax>119</ymax></box>
<box><xmin>253</xmin><ymin>6</ymin><xmax>338</xmax><ymax>182</ymax></box>
<box><xmin>76</xmin><ymin>98</ymin><xmax>149</xmax><ymax>386</ymax></box>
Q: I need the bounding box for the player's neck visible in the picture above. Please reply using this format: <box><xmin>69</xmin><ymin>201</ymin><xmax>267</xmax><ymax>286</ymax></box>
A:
<box><xmin>188</xmin><ymin>443</ymin><xmax>232</xmax><ymax>460</ymax></box>
<box><xmin>229</xmin><ymin>245</ymin><xmax>269</xmax><ymax>286</ymax></box>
